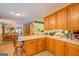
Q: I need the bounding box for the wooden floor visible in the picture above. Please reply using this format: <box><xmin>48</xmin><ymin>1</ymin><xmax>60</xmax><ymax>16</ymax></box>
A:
<box><xmin>0</xmin><ymin>41</ymin><xmax>14</xmax><ymax>56</ymax></box>
<box><xmin>0</xmin><ymin>42</ymin><xmax>53</xmax><ymax>56</ymax></box>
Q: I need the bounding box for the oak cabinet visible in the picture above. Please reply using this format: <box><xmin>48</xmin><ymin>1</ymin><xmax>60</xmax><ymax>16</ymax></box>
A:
<box><xmin>24</xmin><ymin>39</ymin><xmax>38</xmax><ymax>56</ymax></box>
<box><xmin>46</xmin><ymin>38</ymin><xmax>56</xmax><ymax>55</ymax></box>
<box><xmin>65</xmin><ymin>42</ymin><xmax>79</xmax><ymax>56</ymax></box>
<box><xmin>68</xmin><ymin>4</ymin><xmax>79</xmax><ymax>32</ymax></box>
<box><xmin>44</xmin><ymin>16</ymin><xmax>49</xmax><ymax>30</ymax></box>
<box><xmin>24</xmin><ymin>37</ymin><xmax>79</xmax><ymax>56</ymax></box>
<box><xmin>37</xmin><ymin>38</ymin><xmax>46</xmax><ymax>52</ymax></box>
<box><xmin>46</xmin><ymin>38</ymin><xmax>54</xmax><ymax>52</ymax></box>
<box><xmin>56</xmin><ymin>8</ymin><xmax>68</xmax><ymax>30</ymax></box>
<box><xmin>24</xmin><ymin>38</ymin><xmax>46</xmax><ymax>56</ymax></box>
<box><xmin>44</xmin><ymin>4</ymin><xmax>79</xmax><ymax>31</ymax></box>
<box><xmin>55</xmin><ymin>40</ymin><xmax>65</xmax><ymax>56</ymax></box>
<box><xmin>44</xmin><ymin>13</ymin><xmax>56</xmax><ymax>30</ymax></box>
<box><xmin>46</xmin><ymin>38</ymin><xmax>50</xmax><ymax>51</ymax></box>
<box><xmin>49</xmin><ymin>38</ymin><xmax>56</xmax><ymax>54</ymax></box>
<box><xmin>48</xmin><ymin>13</ymin><xmax>56</xmax><ymax>30</ymax></box>
<box><xmin>46</xmin><ymin>38</ymin><xmax>65</xmax><ymax>56</ymax></box>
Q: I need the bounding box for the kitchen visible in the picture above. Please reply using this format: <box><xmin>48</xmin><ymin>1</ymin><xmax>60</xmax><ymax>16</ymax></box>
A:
<box><xmin>0</xmin><ymin>3</ymin><xmax>79</xmax><ymax>56</ymax></box>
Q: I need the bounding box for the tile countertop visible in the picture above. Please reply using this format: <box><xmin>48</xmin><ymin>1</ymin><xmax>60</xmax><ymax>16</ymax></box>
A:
<box><xmin>18</xmin><ymin>35</ymin><xmax>79</xmax><ymax>45</ymax></box>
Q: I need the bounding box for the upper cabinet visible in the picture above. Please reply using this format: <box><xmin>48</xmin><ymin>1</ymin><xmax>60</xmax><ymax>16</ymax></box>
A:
<box><xmin>56</xmin><ymin>8</ymin><xmax>68</xmax><ymax>30</ymax></box>
<box><xmin>44</xmin><ymin>16</ymin><xmax>49</xmax><ymax>30</ymax></box>
<box><xmin>68</xmin><ymin>4</ymin><xmax>79</xmax><ymax>32</ymax></box>
<box><xmin>44</xmin><ymin>13</ymin><xmax>56</xmax><ymax>30</ymax></box>
<box><xmin>44</xmin><ymin>4</ymin><xmax>79</xmax><ymax>31</ymax></box>
<box><xmin>49</xmin><ymin>13</ymin><xmax>56</xmax><ymax>30</ymax></box>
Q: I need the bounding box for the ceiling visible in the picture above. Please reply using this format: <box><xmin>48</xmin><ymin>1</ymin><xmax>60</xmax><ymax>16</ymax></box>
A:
<box><xmin>0</xmin><ymin>3</ymin><xmax>69</xmax><ymax>25</ymax></box>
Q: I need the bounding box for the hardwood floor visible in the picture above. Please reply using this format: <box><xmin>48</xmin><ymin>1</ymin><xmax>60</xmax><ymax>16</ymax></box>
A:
<box><xmin>0</xmin><ymin>41</ymin><xmax>14</xmax><ymax>56</ymax></box>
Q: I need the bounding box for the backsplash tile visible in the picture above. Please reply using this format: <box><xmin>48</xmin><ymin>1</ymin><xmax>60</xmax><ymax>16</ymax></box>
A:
<box><xmin>44</xmin><ymin>30</ymin><xmax>76</xmax><ymax>39</ymax></box>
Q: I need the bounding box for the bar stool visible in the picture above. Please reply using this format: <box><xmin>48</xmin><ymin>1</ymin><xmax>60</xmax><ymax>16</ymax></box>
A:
<box><xmin>2</xmin><ymin>34</ymin><xmax>8</xmax><ymax>41</ymax></box>
<box><xmin>12</xmin><ymin>34</ymin><xmax>25</xmax><ymax>56</ymax></box>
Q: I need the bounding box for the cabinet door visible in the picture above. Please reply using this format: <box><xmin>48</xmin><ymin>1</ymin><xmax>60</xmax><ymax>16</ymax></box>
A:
<box><xmin>49</xmin><ymin>13</ymin><xmax>56</xmax><ymax>30</ymax></box>
<box><xmin>56</xmin><ymin>8</ymin><xmax>68</xmax><ymax>30</ymax></box>
<box><xmin>46</xmin><ymin>38</ymin><xmax>55</xmax><ymax>55</ymax></box>
<box><xmin>66</xmin><ymin>43</ymin><xmax>79</xmax><ymax>56</ymax></box>
<box><xmin>46</xmin><ymin>38</ymin><xmax>50</xmax><ymax>51</ymax></box>
<box><xmin>55</xmin><ymin>40</ymin><xmax>65</xmax><ymax>56</ymax></box>
<box><xmin>49</xmin><ymin>38</ymin><xmax>56</xmax><ymax>54</ymax></box>
<box><xmin>24</xmin><ymin>40</ymin><xmax>38</xmax><ymax>56</ymax></box>
<box><xmin>38</xmin><ymin>38</ymin><xmax>46</xmax><ymax>52</ymax></box>
<box><xmin>68</xmin><ymin>4</ymin><xmax>79</xmax><ymax>32</ymax></box>
<box><xmin>44</xmin><ymin>16</ymin><xmax>49</xmax><ymax>30</ymax></box>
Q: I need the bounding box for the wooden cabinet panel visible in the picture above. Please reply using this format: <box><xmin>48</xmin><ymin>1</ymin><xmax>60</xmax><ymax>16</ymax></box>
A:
<box><xmin>66</xmin><ymin>42</ymin><xmax>79</xmax><ymax>56</ymax></box>
<box><xmin>46</xmin><ymin>38</ymin><xmax>56</xmax><ymax>55</ymax></box>
<box><xmin>55</xmin><ymin>40</ymin><xmax>65</xmax><ymax>56</ymax></box>
<box><xmin>46</xmin><ymin>38</ymin><xmax>50</xmax><ymax>51</ymax></box>
<box><xmin>24</xmin><ymin>40</ymin><xmax>38</xmax><ymax>56</ymax></box>
<box><xmin>37</xmin><ymin>38</ymin><xmax>46</xmax><ymax>52</ymax></box>
<box><xmin>24</xmin><ymin>38</ymin><xmax>46</xmax><ymax>56</ymax></box>
<box><xmin>56</xmin><ymin>8</ymin><xmax>68</xmax><ymax>30</ymax></box>
<box><xmin>68</xmin><ymin>4</ymin><xmax>79</xmax><ymax>32</ymax></box>
<box><xmin>44</xmin><ymin>4</ymin><xmax>79</xmax><ymax>31</ymax></box>
<box><xmin>49</xmin><ymin>38</ymin><xmax>56</xmax><ymax>54</ymax></box>
<box><xmin>44</xmin><ymin>16</ymin><xmax>49</xmax><ymax>30</ymax></box>
<box><xmin>48</xmin><ymin>13</ymin><xmax>56</xmax><ymax>30</ymax></box>
<box><xmin>24</xmin><ymin>37</ymin><xmax>79</xmax><ymax>56</ymax></box>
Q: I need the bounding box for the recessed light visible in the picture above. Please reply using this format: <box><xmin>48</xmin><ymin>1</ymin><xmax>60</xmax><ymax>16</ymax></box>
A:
<box><xmin>11</xmin><ymin>12</ymin><xmax>24</xmax><ymax>16</ymax></box>
<box><xmin>15</xmin><ymin>12</ymin><xmax>21</xmax><ymax>16</ymax></box>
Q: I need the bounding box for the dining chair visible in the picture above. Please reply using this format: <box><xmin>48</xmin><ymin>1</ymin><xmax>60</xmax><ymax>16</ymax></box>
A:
<box><xmin>12</xmin><ymin>33</ymin><xmax>25</xmax><ymax>56</ymax></box>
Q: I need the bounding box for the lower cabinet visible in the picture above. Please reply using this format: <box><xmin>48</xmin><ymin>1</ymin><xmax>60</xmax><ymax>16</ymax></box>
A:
<box><xmin>46</xmin><ymin>38</ymin><xmax>51</xmax><ymax>51</ymax></box>
<box><xmin>65</xmin><ymin>42</ymin><xmax>79</xmax><ymax>56</ymax></box>
<box><xmin>55</xmin><ymin>40</ymin><xmax>65</xmax><ymax>56</ymax></box>
<box><xmin>24</xmin><ymin>38</ymin><xmax>45</xmax><ymax>56</ymax></box>
<box><xmin>24</xmin><ymin>37</ymin><xmax>79</xmax><ymax>56</ymax></box>
<box><xmin>24</xmin><ymin>39</ymin><xmax>38</xmax><ymax>56</ymax></box>
<box><xmin>46</xmin><ymin>38</ymin><xmax>65</xmax><ymax>56</ymax></box>
<box><xmin>46</xmin><ymin>38</ymin><xmax>55</xmax><ymax>54</ymax></box>
<box><xmin>37</xmin><ymin>38</ymin><xmax>46</xmax><ymax>52</ymax></box>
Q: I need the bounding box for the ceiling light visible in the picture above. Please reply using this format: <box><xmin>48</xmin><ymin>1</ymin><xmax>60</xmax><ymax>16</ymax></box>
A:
<box><xmin>11</xmin><ymin>12</ymin><xmax>24</xmax><ymax>16</ymax></box>
<box><xmin>15</xmin><ymin>12</ymin><xmax>21</xmax><ymax>16</ymax></box>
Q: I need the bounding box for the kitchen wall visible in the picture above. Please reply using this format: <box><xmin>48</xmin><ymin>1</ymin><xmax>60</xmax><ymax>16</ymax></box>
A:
<box><xmin>32</xmin><ymin>18</ymin><xmax>44</xmax><ymax>35</ymax></box>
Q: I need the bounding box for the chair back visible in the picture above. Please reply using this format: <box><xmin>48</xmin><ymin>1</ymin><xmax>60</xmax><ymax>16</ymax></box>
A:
<box><xmin>11</xmin><ymin>33</ymin><xmax>18</xmax><ymax>48</ymax></box>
